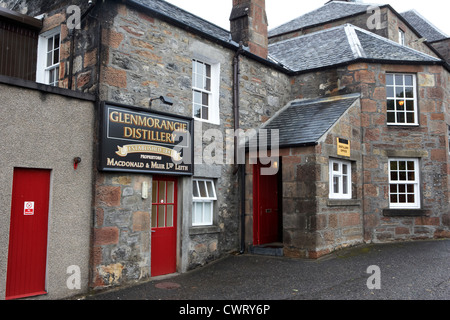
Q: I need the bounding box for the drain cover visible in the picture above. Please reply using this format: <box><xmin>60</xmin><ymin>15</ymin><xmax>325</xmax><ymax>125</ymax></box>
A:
<box><xmin>155</xmin><ymin>282</ymin><xmax>181</xmax><ymax>290</ymax></box>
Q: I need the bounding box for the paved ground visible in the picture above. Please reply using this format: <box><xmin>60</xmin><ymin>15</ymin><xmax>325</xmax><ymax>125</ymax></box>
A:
<box><xmin>84</xmin><ymin>239</ymin><xmax>450</xmax><ymax>301</ymax></box>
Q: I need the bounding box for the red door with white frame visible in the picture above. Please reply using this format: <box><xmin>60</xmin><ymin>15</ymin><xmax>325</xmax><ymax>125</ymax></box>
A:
<box><xmin>6</xmin><ymin>168</ymin><xmax>51</xmax><ymax>300</ymax></box>
<box><xmin>151</xmin><ymin>176</ymin><xmax>178</xmax><ymax>277</ymax></box>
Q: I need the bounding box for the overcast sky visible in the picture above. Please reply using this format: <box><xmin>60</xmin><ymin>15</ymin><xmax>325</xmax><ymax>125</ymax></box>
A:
<box><xmin>165</xmin><ymin>0</ymin><xmax>449</xmax><ymax>36</ymax></box>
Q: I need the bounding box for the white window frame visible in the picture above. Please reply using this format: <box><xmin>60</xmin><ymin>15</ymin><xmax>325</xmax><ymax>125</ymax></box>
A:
<box><xmin>192</xmin><ymin>59</ymin><xmax>220</xmax><ymax>125</ymax></box>
<box><xmin>388</xmin><ymin>158</ymin><xmax>420</xmax><ymax>209</ymax></box>
<box><xmin>329</xmin><ymin>159</ymin><xmax>352</xmax><ymax>199</ymax></box>
<box><xmin>192</xmin><ymin>179</ymin><xmax>217</xmax><ymax>226</ymax></box>
<box><xmin>36</xmin><ymin>28</ymin><xmax>61</xmax><ymax>86</ymax></box>
<box><xmin>386</xmin><ymin>73</ymin><xmax>418</xmax><ymax>125</ymax></box>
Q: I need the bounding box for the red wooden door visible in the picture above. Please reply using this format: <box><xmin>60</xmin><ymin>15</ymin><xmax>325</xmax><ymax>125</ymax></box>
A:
<box><xmin>151</xmin><ymin>176</ymin><xmax>177</xmax><ymax>277</ymax></box>
<box><xmin>253</xmin><ymin>162</ymin><xmax>280</xmax><ymax>245</ymax></box>
<box><xmin>6</xmin><ymin>168</ymin><xmax>51</xmax><ymax>300</ymax></box>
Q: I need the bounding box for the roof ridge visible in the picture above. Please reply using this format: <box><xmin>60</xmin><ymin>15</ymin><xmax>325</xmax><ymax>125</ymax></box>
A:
<box><xmin>268</xmin><ymin>23</ymin><xmax>348</xmax><ymax>47</ymax></box>
<box><xmin>344</xmin><ymin>24</ymin><xmax>366</xmax><ymax>59</ymax></box>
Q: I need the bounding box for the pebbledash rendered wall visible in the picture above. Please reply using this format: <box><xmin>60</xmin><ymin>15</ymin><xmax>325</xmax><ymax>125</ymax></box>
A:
<box><xmin>0</xmin><ymin>78</ymin><xmax>95</xmax><ymax>300</ymax></box>
<box><xmin>87</xmin><ymin>2</ymin><xmax>291</xmax><ymax>287</ymax></box>
<box><xmin>291</xmin><ymin>62</ymin><xmax>450</xmax><ymax>243</ymax></box>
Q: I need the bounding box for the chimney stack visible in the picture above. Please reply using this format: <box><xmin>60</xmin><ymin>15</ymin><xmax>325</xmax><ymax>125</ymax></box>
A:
<box><xmin>230</xmin><ymin>0</ymin><xmax>268</xmax><ymax>59</ymax></box>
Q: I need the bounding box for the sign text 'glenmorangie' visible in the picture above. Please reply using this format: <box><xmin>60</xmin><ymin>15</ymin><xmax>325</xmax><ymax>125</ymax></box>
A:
<box><xmin>99</xmin><ymin>102</ymin><xmax>193</xmax><ymax>175</ymax></box>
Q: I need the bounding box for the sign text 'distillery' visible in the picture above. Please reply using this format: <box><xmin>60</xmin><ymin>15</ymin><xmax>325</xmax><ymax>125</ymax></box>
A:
<box><xmin>99</xmin><ymin>103</ymin><xmax>193</xmax><ymax>175</ymax></box>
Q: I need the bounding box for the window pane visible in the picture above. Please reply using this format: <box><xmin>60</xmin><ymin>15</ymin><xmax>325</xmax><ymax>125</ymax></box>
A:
<box><xmin>195</xmin><ymin>73</ymin><xmax>203</xmax><ymax>89</ymax></box>
<box><xmin>398</xmin><ymin>184</ymin><xmax>406</xmax><ymax>193</ymax></box>
<box><xmin>407</xmin><ymin>184</ymin><xmax>414</xmax><ymax>193</ymax></box>
<box><xmin>49</xmin><ymin>68</ymin><xmax>55</xmax><ymax>84</ymax></box>
<box><xmin>193</xmin><ymin>202</ymin><xmax>202</xmax><ymax>225</ymax></box>
<box><xmin>399</xmin><ymin>194</ymin><xmax>406</xmax><ymax>203</ymax></box>
<box><xmin>333</xmin><ymin>176</ymin><xmax>339</xmax><ymax>193</ymax></box>
<box><xmin>151</xmin><ymin>205</ymin><xmax>157</xmax><ymax>228</ymax></box>
<box><xmin>407</xmin><ymin>194</ymin><xmax>415</xmax><ymax>203</ymax></box>
<box><xmin>203</xmin><ymin>202</ymin><xmax>212</xmax><ymax>225</ymax></box>
<box><xmin>343</xmin><ymin>175</ymin><xmax>348</xmax><ymax>194</ymax></box>
<box><xmin>166</xmin><ymin>205</ymin><xmax>173</xmax><ymax>227</ymax></box>
<box><xmin>390</xmin><ymin>184</ymin><xmax>397</xmax><ymax>193</ymax></box>
<box><xmin>205</xmin><ymin>78</ymin><xmax>211</xmax><ymax>91</ymax></box>
<box><xmin>390</xmin><ymin>161</ymin><xmax>398</xmax><ymax>170</ymax></box>
<box><xmin>206</xmin><ymin>181</ymin><xmax>215</xmax><ymax>198</ymax></box>
<box><xmin>54</xmin><ymin>49</ymin><xmax>59</xmax><ymax>64</ymax></box>
<box><xmin>342</xmin><ymin>164</ymin><xmax>348</xmax><ymax>175</ymax></box>
<box><xmin>152</xmin><ymin>181</ymin><xmax>157</xmax><ymax>202</ymax></box>
<box><xmin>47</xmin><ymin>51</ymin><xmax>52</xmax><ymax>67</ymax></box>
<box><xmin>158</xmin><ymin>205</ymin><xmax>165</xmax><ymax>227</ymax></box>
<box><xmin>198</xmin><ymin>181</ymin><xmax>207</xmax><ymax>197</ymax></box>
<box><xmin>54</xmin><ymin>34</ymin><xmax>60</xmax><ymax>49</ymax></box>
<box><xmin>397</xmin><ymin>100</ymin><xmax>405</xmax><ymax>110</ymax></box>
<box><xmin>390</xmin><ymin>194</ymin><xmax>398</xmax><ymax>203</ymax></box>
<box><xmin>193</xmin><ymin>90</ymin><xmax>202</xmax><ymax>103</ymax></box>
<box><xmin>395</xmin><ymin>87</ymin><xmax>404</xmax><ymax>98</ymax></box>
<box><xmin>399</xmin><ymin>171</ymin><xmax>407</xmax><ymax>180</ymax></box>
<box><xmin>159</xmin><ymin>181</ymin><xmax>166</xmax><ymax>203</ymax></box>
<box><xmin>47</xmin><ymin>37</ymin><xmax>53</xmax><ymax>51</ymax></box>
<box><xmin>391</xmin><ymin>172</ymin><xmax>398</xmax><ymax>181</ymax></box>
<box><xmin>395</xmin><ymin>74</ymin><xmax>403</xmax><ymax>85</ymax></box>
<box><xmin>202</xmin><ymin>106</ymin><xmax>209</xmax><ymax>120</ymax></box>
<box><xmin>167</xmin><ymin>181</ymin><xmax>174</xmax><ymax>203</ymax></box>
<box><xmin>193</xmin><ymin>180</ymin><xmax>199</xmax><ymax>197</ymax></box>
<box><xmin>405</xmin><ymin>100</ymin><xmax>414</xmax><ymax>111</ymax></box>
<box><xmin>406</xmin><ymin>112</ymin><xmax>414</xmax><ymax>124</ymax></box>
<box><xmin>333</xmin><ymin>162</ymin><xmax>339</xmax><ymax>172</ymax></box>
<box><xmin>205</xmin><ymin>63</ymin><xmax>211</xmax><ymax>77</ymax></box>
<box><xmin>405</xmin><ymin>87</ymin><xmax>413</xmax><ymax>98</ymax></box>
<box><xmin>407</xmin><ymin>161</ymin><xmax>415</xmax><ymax>170</ymax></box>
<box><xmin>399</xmin><ymin>161</ymin><xmax>406</xmax><ymax>170</ymax></box>
<box><xmin>404</xmin><ymin>75</ymin><xmax>413</xmax><ymax>86</ymax></box>
<box><xmin>202</xmin><ymin>92</ymin><xmax>209</xmax><ymax>105</ymax></box>
<box><xmin>397</xmin><ymin>112</ymin><xmax>405</xmax><ymax>123</ymax></box>
<box><xmin>407</xmin><ymin>171</ymin><xmax>415</xmax><ymax>181</ymax></box>
<box><xmin>194</xmin><ymin>103</ymin><xmax>201</xmax><ymax>118</ymax></box>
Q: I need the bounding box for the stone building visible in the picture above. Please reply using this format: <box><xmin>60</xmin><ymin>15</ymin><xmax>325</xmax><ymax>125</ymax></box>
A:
<box><xmin>1</xmin><ymin>0</ymin><xmax>449</xmax><ymax>299</ymax></box>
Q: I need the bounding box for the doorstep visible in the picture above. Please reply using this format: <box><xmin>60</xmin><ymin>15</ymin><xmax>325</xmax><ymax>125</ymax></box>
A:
<box><xmin>248</xmin><ymin>242</ymin><xmax>284</xmax><ymax>256</ymax></box>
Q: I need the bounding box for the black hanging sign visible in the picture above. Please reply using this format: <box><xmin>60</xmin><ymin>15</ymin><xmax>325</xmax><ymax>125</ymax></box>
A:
<box><xmin>99</xmin><ymin>102</ymin><xmax>193</xmax><ymax>175</ymax></box>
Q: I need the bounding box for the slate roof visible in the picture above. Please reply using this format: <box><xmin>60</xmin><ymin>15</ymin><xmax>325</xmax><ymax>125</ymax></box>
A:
<box><xmin>260</xmin><ymin>93</ymin><xmax>360</xmax><ymax>147</ymax></box>
<box><xmin>127</xmin><ymin>0</ymin><xmax>232</xmax><ymax>44</ymax></box>
<box><xmin>400</xmin><ymin>10</ymin><xmax>449</xmax><ymax>43</ymax></box>
<box><xmin>268</xmin><ymin>1</ymin><xmax>381</xmax><ymax>38</ymax></box>
<box><xmin>268</xmin><ymin>24</ymin><xmax>441</xmax><ymax>73</ymax></box>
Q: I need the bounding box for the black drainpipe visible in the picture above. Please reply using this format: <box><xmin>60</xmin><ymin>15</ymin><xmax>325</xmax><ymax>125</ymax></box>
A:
<box><xmin>233</xmin><ymin>43</ymin><xmax>245</xmax><ymax>254</ymax></box>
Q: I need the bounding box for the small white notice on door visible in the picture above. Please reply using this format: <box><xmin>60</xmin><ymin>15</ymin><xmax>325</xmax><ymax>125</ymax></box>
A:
<box><xmin>24</xmin><ymin>201</ymin><xmax>34</xmax><ymax>215</ymax></box>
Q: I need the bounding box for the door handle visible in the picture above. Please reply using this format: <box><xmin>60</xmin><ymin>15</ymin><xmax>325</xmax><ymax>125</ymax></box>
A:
<box><xmin>151</xmin><ymin>230</ymin><xmax>156</xmax><ymax>233</ymax></box>
<box><xmin>265</xmin><ymin>209</ymin><xmax>272</xmax><ymax>213</ymax></box>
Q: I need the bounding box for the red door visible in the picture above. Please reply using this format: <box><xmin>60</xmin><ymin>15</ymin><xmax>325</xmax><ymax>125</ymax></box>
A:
<box><xmin>151</xmin><ymin>176</ymin><xmax>177</xmax><ymax>277</ymax></box>
<box><xmin>253</xmin><ymin>162</ymin><xmax>280</xmax><ymax>245</ymax></box>
<box><xmin>6</xmin><ymin>168</ymin><xmax>51</xmax><ymax>300</ymax></box>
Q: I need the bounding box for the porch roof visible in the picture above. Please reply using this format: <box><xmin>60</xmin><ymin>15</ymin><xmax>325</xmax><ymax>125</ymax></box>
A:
<box><xmin>261</xmin><ymin>93</ymin><xmax>360</xmax><ymax>148</ymax></box>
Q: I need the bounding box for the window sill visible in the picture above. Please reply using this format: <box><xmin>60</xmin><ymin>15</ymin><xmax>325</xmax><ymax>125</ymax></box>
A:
<box><xmin>383</xmin><ymin>209</ymin><xmax>430</xmax><ymax>216</ymax></box>
<box><xmin>327</xmin><ymin>199</ymin><xmax>361</xmax><ymax>207</ymax></box>
<box><xmin>189</xmin><ymin>225</ymin><xmax>221</xmax><ymax>235</ymax></box>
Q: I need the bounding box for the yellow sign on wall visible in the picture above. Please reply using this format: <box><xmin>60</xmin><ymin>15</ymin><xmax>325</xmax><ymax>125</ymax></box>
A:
<box><xmin>337</xmin><ymin>138</ymin><xmax>350</xmax><ymax>157</ymax></box>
